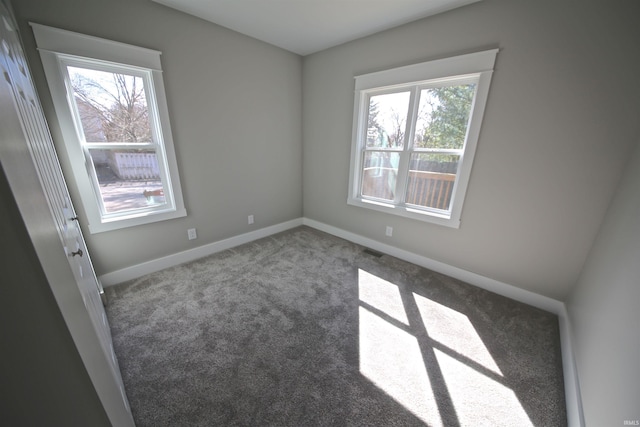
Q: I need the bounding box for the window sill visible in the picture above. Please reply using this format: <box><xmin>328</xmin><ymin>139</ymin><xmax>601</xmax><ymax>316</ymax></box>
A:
<box><xmin>87</xmin><ymin>207</ymin><xmax>187</xmax><ymax>234</ymax></box>
<box><xmin>347</xmin><ymin>197</ymin><xmax>461</xmax><ymax>228</ymax></box>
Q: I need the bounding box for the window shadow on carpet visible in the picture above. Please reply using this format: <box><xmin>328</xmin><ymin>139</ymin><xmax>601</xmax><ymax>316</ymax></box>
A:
<box><xmin>355</xmin><ymin>259</ymin><xmax>566</xmax><ymax>426</ymax></box>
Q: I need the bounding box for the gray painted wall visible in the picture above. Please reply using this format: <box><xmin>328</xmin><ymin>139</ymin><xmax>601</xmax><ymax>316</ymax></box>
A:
<box><xmin>567</xmin><ymin>138</ymin><xmax>640</xmax><ymax>425</ymax></box>
<box><xmin>302</xmin><ymin>0</ymin><xmax>640</xmax><ymax>299</ymax></box>
<box><xmin>12</xmin><ymin>0</ymin><xmax>303</xmax><ymax>275</ymax></box>
<box><xmin>15</xmin><ymin>0</ymin><xmax>639</xmax><ymax>299</ymax></box>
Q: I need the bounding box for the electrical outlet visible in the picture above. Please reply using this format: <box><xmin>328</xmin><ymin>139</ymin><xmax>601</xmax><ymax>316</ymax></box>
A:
<box><xmin>248</xmin><ymin>215</ymin><xmax>254</xmax><ymax>225</ymax></box>
<box><xmin>385</xmin><ymin>226</ymin><xmax>393</xmax><ymax>237</ymax></box>
<box><xmin>187</xmin><ymin>228</ymin><xmax>197</xmax><ymax>240</ymax></box>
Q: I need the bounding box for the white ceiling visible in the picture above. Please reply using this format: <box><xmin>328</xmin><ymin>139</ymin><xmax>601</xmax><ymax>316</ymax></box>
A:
<box><xmin>151</xmin><ymin>0</ymin><xmax>480</xmax><ymax>56</ymax></box>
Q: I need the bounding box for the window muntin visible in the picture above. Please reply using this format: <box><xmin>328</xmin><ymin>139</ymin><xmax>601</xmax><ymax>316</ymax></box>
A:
<box><xmin>31</xmin><ymin>23</ymin><xmax>186</xmax><ymax>233</ymax></box>
<box><xmin>348</xmin><ymin>50</ymin><xmax>497</xmax><ymax>227</ymax></box>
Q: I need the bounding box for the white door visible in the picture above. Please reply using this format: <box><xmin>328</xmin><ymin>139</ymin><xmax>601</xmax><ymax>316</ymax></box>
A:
<box><xmin>0</xmin><ymin>2</ymin><xmax>133</xmax><ymax>423</ymax></box>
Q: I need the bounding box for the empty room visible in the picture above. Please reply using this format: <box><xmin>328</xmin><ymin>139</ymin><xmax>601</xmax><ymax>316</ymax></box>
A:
<box><xmin>1</xmin><ymin>0</ymin><xmax>639</xmax><ymax>425</ymax></box>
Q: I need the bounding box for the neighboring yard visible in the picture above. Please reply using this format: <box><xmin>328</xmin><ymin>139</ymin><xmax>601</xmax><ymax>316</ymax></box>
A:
<box><xmin>95</xmin><ymin>164</ymin><xmax>164</xmax><ymax>213</ymax></box>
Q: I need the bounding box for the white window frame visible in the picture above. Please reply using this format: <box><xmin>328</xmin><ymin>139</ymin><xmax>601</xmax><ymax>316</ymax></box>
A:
<box><xmin>31</xmin><ymin>23</ymin><xmax>186</xmax><ymax>233</ymax></box>
<box><xmin>348</xmin><ymin>49</ymin><xmax>498</xmax><ymax>228</ymax></box>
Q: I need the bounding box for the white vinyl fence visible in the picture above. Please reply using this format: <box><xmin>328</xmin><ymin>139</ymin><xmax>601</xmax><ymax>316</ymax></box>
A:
<box><xmin>108</xmin><ymin>152</ymin><xmax>160</xmax><ymax>180</ymax></box>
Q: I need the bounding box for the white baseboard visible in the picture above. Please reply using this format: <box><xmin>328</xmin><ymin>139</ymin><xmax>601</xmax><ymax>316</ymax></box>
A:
<box><xmin>302</xmin><ymin>217</ymin><xmax>584</xmax><ymax>427</ymax></box>
<box><xmin>303</xmin><ymin>218</ymin><xmax>563</xmax><ymax>312</ymax></box>
<box><xmin>98</xmin><ymin>216</ymin><xmax>582</xmax><ymax>426</ymax></box>
<box><xmin>556</xmin><ymin>305</ymin><xmax>585</xmax><ymax>427</ymax></box>
<box><xmin>98</xmin><ymin>218</ymin><xmax>303</xmax><ymax>287</ymax></box>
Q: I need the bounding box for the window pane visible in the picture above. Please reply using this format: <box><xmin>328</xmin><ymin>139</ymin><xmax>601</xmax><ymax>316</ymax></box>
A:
<box><xmin>362</xmin><ymin>151</ymin><xmax>400</xmax><ymax>201</ymax></box>
<box><xmin>68</xmin><ymin>66</ymin><xmax>152</xmax><ymax>143</ymax></box>
<box><xmin>414</xmin><ymin>84</ymin><xmax>475</xmax><ymax>149</ymax></box>
<box><xmin>366</xmin><ymin>91</ymin><xmax>410</xmax><ymax>148</ymax></box>
<box><xmin>406</xmin><ymin>153</ymin><xmax>459</xmax><ymax>211</ymax></box>
<box><xmin>90</xmin><ymin>149</ymin><xmax>166</xmax><ymax>214</ymax></box>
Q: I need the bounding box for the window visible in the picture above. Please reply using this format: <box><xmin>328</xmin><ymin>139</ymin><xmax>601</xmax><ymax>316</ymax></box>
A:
<box><xmin>31</xmin><ymin>23</ymin><xmax>186</xmax><ymax>233</ymax></box>
<box><xmin>348</xmin><ymin>50</ymin><xmax>498</xmax><ymax>228</ymax></box>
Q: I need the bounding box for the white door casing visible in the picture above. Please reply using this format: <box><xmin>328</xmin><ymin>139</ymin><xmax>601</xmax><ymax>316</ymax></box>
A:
<box><xmin>0</xmin><ymin>2</ymin><xmax>134</xmax><ymax>425</ymax></box>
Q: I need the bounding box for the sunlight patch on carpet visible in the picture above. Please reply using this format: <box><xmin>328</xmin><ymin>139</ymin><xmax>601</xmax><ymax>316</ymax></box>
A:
<box><xmin>413</xmin><ymin>293</ymin><xmax>502</xmax><ymax>376</ymax></box>
<box><xmin>434</xmin><ymin>349</ymin><xmax>533</xmax><ymax>426</ymax></box>
<box><xmin>359</xmin><ymin>306</ymin><xmax>441</xmax><ymax>425</ymax></box>
<box><xmin>358</xmin><ymin>269</ymin><xmax>442</xmax><ymax>425</ymax></box>
<box><xmin>358</xmin><ymin>269</ymin><xmax>409</xmax><ymax>325</ymax></box>
<box><xmin>413</xmin><ymin>293</ymin><xmax>533</xmax><ymax>426</ymax></box>
<box><xmin>357</xmin><ymin>268</ymin><xmax>534</xmax><ymax>426</ymax></box>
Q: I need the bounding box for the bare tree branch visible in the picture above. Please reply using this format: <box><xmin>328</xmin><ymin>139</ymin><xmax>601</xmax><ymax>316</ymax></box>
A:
<box><xmin>70</xmin><ymin>68</ymin><xmax>152</xmax><ymax>144</ymax></box>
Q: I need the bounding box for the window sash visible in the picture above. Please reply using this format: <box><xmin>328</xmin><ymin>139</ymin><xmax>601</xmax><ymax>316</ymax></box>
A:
<box><xmin>32</xmin><ymin>23</ymin><xmax>187</xmax><ymax>233</ymax></box>
<box><xmin>60</xmin><ymin>57</ymin><xmax>176</xmax><ymax>221</ymax></box>
<box><xmin>348</xmin><ymin>49</ymin><xmax>497</xmax><ymax>228</ymax></box>
<box><xmin>358</xmin><ymin>78</ymin><xmax>475</xmax><ymax>213</ymax></box>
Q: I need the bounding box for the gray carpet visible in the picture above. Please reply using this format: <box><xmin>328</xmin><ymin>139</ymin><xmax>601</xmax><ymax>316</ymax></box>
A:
<box><xmin>105</xmin><ymin>226</ymin><xmax>566</xmax><ymax>426</ymax></box>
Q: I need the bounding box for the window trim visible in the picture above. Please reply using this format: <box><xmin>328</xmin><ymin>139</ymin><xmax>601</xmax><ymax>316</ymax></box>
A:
<box><xmin>30</xmin><ymin>23</ymin><xmax>186</xmax><ymax>233</ymax></box>
<box><xmin>348</xmin><ymin>49</ymin><xmax>498</xmax><ymax>228</ymax></box>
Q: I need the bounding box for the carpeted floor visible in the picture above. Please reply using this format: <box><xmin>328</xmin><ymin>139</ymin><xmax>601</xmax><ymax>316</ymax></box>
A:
<box><xmin>105</xmin><ymin>226</ymin><xmax>566</xmax><ymax>426</ymax></box>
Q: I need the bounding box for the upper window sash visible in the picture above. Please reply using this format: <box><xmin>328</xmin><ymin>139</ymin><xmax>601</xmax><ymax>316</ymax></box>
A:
<box><xmin>59</xmin><ymin>56</ymin><xmax>161</xmax><ymax>146</ymax></box>
<box><xmin>359</xmin><ymin>75</ymin><xmax>480</xmax><ymax>154</ymax></box>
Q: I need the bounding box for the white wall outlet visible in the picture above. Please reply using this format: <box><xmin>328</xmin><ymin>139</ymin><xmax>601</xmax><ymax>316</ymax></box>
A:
<box><xmin>385</xmin><ymin>226</ymin><xmax>393</xmax><ymax>237</ymax></box>
<box><xmin>248</xmin><ymin>215</ymin><xmax>254</xmax><ymax>225</ymax></box>
<box><xmin>187</xmin><ymin>228</ymin><xmax>197</xmax><ymax>240</ymax></box>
